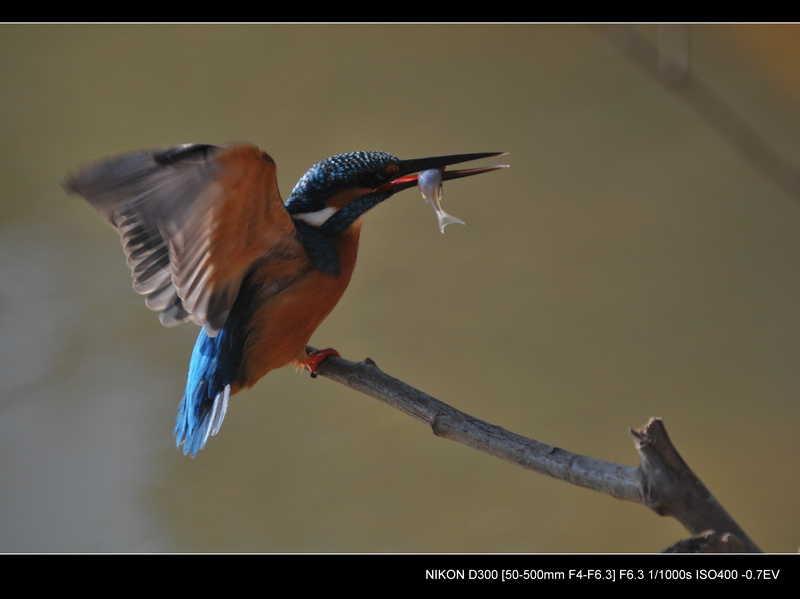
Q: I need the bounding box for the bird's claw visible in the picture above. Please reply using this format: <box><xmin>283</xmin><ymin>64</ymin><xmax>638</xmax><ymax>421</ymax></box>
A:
<box><xmin>304</xmin><ymin>347</ymin><xmax>340</xmax><ymax>378</ymax></box>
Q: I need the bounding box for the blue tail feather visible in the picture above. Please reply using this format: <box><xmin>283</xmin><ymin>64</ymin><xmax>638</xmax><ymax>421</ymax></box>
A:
<box><xmin>174</xmin><ymin>326</ymin><xmax>235</xmax><ymax>457</ymax></box>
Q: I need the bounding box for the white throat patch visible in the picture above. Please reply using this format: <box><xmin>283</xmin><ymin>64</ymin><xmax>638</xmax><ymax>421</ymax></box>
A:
<box><xmin>294</xmin><ymin>206</ymin><xmax>339</xmax><ymax>227</ymax></box>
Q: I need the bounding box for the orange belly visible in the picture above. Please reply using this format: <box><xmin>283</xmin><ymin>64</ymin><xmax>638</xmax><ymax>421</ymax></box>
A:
<box><xmin>232</xmin><ymin>222</ymin><xmax>361</xmax><ymax>391</ymax></box>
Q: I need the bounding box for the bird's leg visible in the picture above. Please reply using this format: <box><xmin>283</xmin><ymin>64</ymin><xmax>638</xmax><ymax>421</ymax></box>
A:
<box><xmin>303</xmin><ymin>347</ymin><xmax>341</xmax><ymax>378</ymax></box>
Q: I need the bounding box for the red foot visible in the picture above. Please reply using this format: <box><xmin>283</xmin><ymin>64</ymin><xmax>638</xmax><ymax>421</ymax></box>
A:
<box><xmin>303</xmin><ymin>347</ymin><xmax>340</xmax><ymax>378</ymax></box>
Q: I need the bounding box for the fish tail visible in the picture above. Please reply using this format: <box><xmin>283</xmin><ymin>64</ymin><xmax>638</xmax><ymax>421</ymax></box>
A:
<box><xmin>438</xmin><ymin>213</ymin><xmax>466</xmax><ymax>234</ymax></box>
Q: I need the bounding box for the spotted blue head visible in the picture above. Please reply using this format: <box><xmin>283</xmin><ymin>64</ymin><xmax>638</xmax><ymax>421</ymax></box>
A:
<box><xmin>284</xmin><ymin>151</ymin><xmax>507</xmax><ymax>274</ymax></box>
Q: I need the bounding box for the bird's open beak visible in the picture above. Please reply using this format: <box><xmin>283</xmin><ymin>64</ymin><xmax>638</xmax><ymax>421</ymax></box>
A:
<box><xmin>379</xmin><ymin>152</ymin><xmax>509</xmax><ymax>193</ymax></box>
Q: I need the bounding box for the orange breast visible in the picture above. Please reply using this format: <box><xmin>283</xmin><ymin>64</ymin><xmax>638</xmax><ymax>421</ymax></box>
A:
<box><xmin>232</xmin><ymin>221</ymin><xmax>363</xmax><ymax>391</ymax></box>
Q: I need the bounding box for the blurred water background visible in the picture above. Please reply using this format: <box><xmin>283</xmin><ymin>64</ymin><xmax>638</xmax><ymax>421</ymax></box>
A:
<box><xmin>1</xmin><ymin>23</ymin><xmax>799</xmax><ymax>553</ymax></box>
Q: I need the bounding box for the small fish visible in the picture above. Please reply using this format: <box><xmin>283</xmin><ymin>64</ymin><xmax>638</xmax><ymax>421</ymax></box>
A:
<box><xmin>418</xmin><ymin>167</ymin><xmax>465</xmax><ymax>234</ymax></box>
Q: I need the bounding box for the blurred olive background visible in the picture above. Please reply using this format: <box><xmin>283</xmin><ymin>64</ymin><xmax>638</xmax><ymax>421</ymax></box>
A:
<box><xmin>1</xmin><ymin>23</ymin><xmax>798</xmax><ymax>553</ymax></box>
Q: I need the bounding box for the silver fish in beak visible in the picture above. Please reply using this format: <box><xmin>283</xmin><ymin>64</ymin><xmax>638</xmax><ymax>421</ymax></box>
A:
<box><xmin>418</xmin><ymin>168</ymin><xmax>465</xmax><ymax>234</ymax></box>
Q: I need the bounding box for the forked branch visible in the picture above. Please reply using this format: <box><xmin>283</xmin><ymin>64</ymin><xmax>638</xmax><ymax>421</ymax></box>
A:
<box><xmin>308</xmin><ymin>347</ymin><xmax>761</xmax><ymax>553</ymax></box>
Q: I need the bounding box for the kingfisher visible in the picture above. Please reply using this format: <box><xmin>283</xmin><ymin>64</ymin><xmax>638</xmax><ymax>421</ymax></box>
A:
<box><xmin>64</xmin><ymin>143</ymin><xmax>505</xmax><ymax>456</ymax></box>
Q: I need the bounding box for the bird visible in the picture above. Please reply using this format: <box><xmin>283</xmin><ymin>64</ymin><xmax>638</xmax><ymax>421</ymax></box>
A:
<box><xmin>64</xmin><ymin>143</ymin><xmax>506</xmax><ymax>456</ymax></box>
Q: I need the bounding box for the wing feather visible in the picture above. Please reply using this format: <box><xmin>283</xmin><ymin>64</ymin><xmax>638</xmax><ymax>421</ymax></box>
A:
<box><xmin>64</xmin><ymin>143</ymin><xmax>296</xmax><ymax>335</ymax></box>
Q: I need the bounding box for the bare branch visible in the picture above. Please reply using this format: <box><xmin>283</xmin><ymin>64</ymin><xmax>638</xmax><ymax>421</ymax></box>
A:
<box><xmin>593</xmin><ymin>24</ymin><xmax>800</xmax><ymax>203</ymax></box>
<box><xmin>664</xmin><ymin>530</ymin><xmax>750</xmax><ymax>553</ymax></box>
<box><xmin>307</xmin><ymin>347</ymin><xmax>762</xmax><ymax>552</ymax></box>
<box><xmin>631</xmin><ymin>419</ymin><xmax>761</xmax><ymax>552</ymax></box>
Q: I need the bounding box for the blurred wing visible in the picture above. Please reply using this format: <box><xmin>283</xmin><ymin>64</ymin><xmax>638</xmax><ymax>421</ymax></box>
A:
<box><xmin>64</xmin><ymin>143</ymin><xmax>296</xmax><ymax>335</ymax></box>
